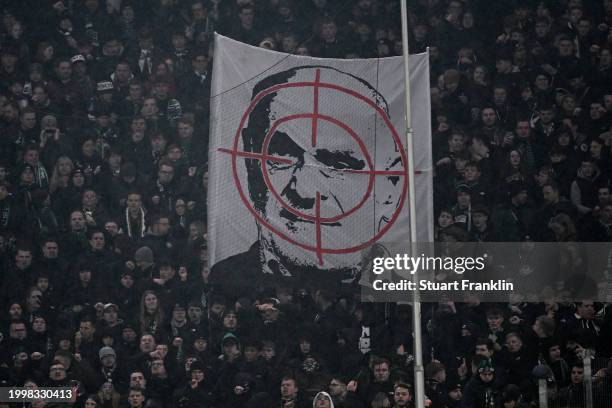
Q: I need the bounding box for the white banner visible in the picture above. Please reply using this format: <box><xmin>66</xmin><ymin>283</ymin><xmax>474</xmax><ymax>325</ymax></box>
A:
<box><xmin>208</xmin><ymin>34</ymin><xmax>433</xmax><ymax>283</ymax></box>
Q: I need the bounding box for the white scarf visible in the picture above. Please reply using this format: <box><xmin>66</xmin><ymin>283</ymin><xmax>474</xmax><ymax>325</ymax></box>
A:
<box><xmin>125</xmin><ymin>207</ymin><xmax>146</xmax><ymax>238</ymax></box>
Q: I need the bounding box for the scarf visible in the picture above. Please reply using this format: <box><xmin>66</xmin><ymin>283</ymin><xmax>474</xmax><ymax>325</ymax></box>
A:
<box><xmin>0</xmin><ymin>200</ymin><xmax>10</xmax><ymax>227</ymax></box>
<box><xmin>126</xmin><ymin>207</ymin><xmax>146</xmax><ymax>238</ymax></box>
<box><xmin>33</xmin><ymin>164</ymin><xmax>49</xmax><ymax>189</ymax></box>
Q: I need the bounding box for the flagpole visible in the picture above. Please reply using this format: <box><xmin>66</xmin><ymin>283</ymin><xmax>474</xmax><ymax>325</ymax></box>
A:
<box><xmin>399</xmin><ymin>1</ymin><xmax>425</xmax><ymax>407</ymax></box>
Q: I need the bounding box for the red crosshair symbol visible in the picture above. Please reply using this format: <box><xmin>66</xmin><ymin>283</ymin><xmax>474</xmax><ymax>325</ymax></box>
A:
<box><xmin>218</xmin><ymin>68</ymin><xmax>411</xmax><ymax>266</ymax></box>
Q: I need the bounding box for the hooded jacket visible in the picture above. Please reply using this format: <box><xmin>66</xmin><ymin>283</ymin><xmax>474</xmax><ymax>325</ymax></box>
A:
<box><xmin>313</xmin><ymin>391</ymin><xmax>335</xmax><ymax>408</ymax></box>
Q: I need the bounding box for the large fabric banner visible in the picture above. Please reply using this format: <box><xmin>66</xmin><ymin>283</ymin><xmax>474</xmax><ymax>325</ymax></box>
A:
<box><xmin>208</xmin><ymin>34</ymin><xmax>433</xmax><ymax>286</ymax></box>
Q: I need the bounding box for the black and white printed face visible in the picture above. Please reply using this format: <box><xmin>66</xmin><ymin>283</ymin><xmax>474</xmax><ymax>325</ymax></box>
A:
<box><xmin>243</xmin><ymin>67</ymin><xmax>404</xmax><ymax>269</ymax></box>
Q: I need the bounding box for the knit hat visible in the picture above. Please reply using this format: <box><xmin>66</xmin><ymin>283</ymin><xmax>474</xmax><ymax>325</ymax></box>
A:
<box><xmin>478</xmin><ymin>359</ymin><xmax>494</xmax><ymax>373</ymax></box>
<box><xmin>134</xmin><ymin>246</ymin><xmax>153</xmax><ymax>263</ymax></box>
<box><xmin>222</xmin><ymin>332</ymin><xmax>239</xmax><ymax>347</ymax></box>
<box><xmin>99</xmin><ymin>346</ymin><xmax>116</xmax><ymax>360</ymax></box>
<box><xmin>189</xmin><ymin>360</ymin><xmax>205</xmax><ymax>372</ymax></box>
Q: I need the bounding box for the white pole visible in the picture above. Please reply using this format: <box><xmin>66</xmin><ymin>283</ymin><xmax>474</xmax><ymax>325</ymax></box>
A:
<box><xmin>399</xmin><ymin>1</ymin><xmax>425</xmax><ymax>407</ymax></box>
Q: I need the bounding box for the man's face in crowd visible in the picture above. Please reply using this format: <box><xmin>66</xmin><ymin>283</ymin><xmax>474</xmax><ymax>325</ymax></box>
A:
<box><xmin>127</xmin><ymin>194</ymin><xmax>142</xmax><ymax>210</ymax></box>
<box><xmin>79</xmin><ymin>321</ymin><xmax>95</xmax><ymax>340</ymax></box>
<box><xmin>49</xmin><ymin>363</ymin><xmax>67</xmax><ymax>380</ymax></box>
<box><xmin>244</xmin><ymin>345</ymin><xmax>258</xmax><ymax>362</ymax></box>
<box><xmin>535</xmin><ymin>21</ymin><xmax>549</xmax><ymax>37</ymax></box>
<box><xmin>105</xmin><ymin>222</ymin><xmax>119</xmax><ymax>236</ymax></box>
<box><xmin>493</xmin><ymin>88</ymin><xmax>507</xmax><ymax>105</ymax></box>
<box><xmin>178</xmin><ymin>122</ymin><xmax>194</xmax><ymax>139</ymax></box>
<box><xmin>121</xmin><ymin>274</ymin><xmax>134</xmax><ymax>288</ymax></box>
<box><xmin>36</xmin><ymin>277</ymin><xmax>49</xmax><ymax>292</ymax></box>
<box><xmin>223</xmin><ymin>311</ymin><xmax>238</xmax><ymax>329</ymax></box>
<box><xmin>150</xmin><ymin>359</ymin><xmax>166</xmax><ymax>377</ymax></box>
<box><xmin>115</xmin><ymin>63</ymin><xmax>131</xmax><ymax>83</ymax></box>
<box><xmin>487</xmin><ymin>313</ymin><xmax>504</xmax><ymax>330</ymax></box>
<box><xmin>590</xmin><ymin>103</ymin><xmax>604</xmax><ymax>119</ymax></box>
<box><xmin>394</xmin><ymin>386</ymin><xmax>412</xmax><ymax>406</ymax></box>
<box><xmin>194</xmin><ymin>338</ymin><xmax>207</xmax><ymax>352</ymax></box>
<box><xmin>239</xmin><ymin>7</ymin><xmax>255</xmax><ymax>26</ymax></box>
<box><xmin>464</xmin><ymin>165</ymin><xmax>480</xmax><ymax>182</ymax></box>
<box><xmin>457</xmin><ymin>191</ymin><xmax>470</xmax><ymax>208</ymax></box>
<box><xmin>321</xmin><ymin>22</ymin><xmax>338</xmax><ymax>42</ymax></box>
<box><xmin>373</xmin><ymin>362</ymin><xmax>390</xmax><ymax>382</ymax></box>
<box><xmin>32</xmin><ymin>317</ymin><xmax>46</xmax><ymax>332</ymax></box>
<box><xmin>158</xmin><ymin>165</ymin><xmax>174</xmax><ymax>185</ymax></box>
<box><xmin>140</xmin><ymin>335</ymin><xmax>156</xmax><ymax>352</ymax></box>
<box><xmin>129</xmin><ymin>83</ymin><xmax>143</xmax><ymax>101</ymax></box>
<box><xmin>15</xmin><ymin>249</ymin><xmax>32</xmax><ymax>269</ymax></box>
<box><xmin>131</xmin><ymin>118</ymin><xmax>146</xmax><ymax>136</ymax></box>
<box><xmin>23</xmin><ymin>149</ymin><xmax>39</xmax><ymax>165</ymax></box>
<box><xmin>495</xmin><ymin>59</ymin><xmax>511</xmax><ymax>74</ymax></box>
<box><xmin>192</xmin><ymin>1</ymin><xmax>206</xmax><ymax>19</ymax></box>
<box><xmin>580</xmin><ymin>161</ymin><xmax>595</xmax><ymax>178</ymax></box>
<box><xmin>90</xmin><ymin>232</ymin><xmax>105</xmax><ymax>251</ymax></box>
<box><xmin>542</xmin><ymin>186</ymin><xmax>559</xmax><ymax>204</ymax></box>
<box><xmin>479</xmin><ymin>370</ymin><xmax>494</xmax><ymax>383</ymax></box>
<box><xmin>449</xmin><ymin>134</ymin><xmax>465</xmax><ymax>152</ymax></box>
<box><xmin>21</xmin><ymin>112</ymin><xmax>36</xmax><ymax>129</ymax></box>
<box><xmin>104</xmin><ymin>308</ymin><xmax>118</xmax><ymax>324</ymax></box>
<box><xmin>506</xmin><ymin>335</ymin><xmax>522</xmax><ymax>352</ymax></box>
<box><xmin>141</xmin><ymin>98</ymin><xmax>158</xmax><ymax>117</ymax></box>
<box><xmin>154</xmin><ymin>217</ymin><xmax>171</xmax><ymax>236</ymax></box>
<box><xmin>27</xmin><ymin>289</ymin><xmax>42</xmax><ymax>309</ymax></box>
<box><xmin>150</xmin><ymin>134</ymin><xmax>167</xmax><ymax>153</ymax></box>
<box><xmin>515</xmin><ymin>121</ymin><xmax>530</xmax><ymax>139</ymax></box>
<box><xmin>571</xmin><ymin>366</ymin><xmax>584</xmax><ymax>384</ymax></box>
<box><xmin>160</xmin><ymin>265</ymin><xmax>175</xmax><ymax>281</ymax></box>
<box><xmin>539</xmin><ymin>109</ymin><xmax>554</xmax><ymax>124</ymax></box>
<box><xmin>83</xmin><ymin>190</ymin><xmax>97</xmax><ymax>208</ymax></box>
<box><xmin>209</xmin><ymin>302</ymin><xmax>225</xmax><ymax>319</ymax></box>
<box><xmin>56</xmin><ymin>62</ymin><xmax>72</xmax><ymax>81</ymax></box>
<box><xmin>280</xmin><ymin>379</ymin><xmax>298</xmax><ymax>398</ymax></box>
<box><xmin>191</xmin><ymin>368</ymin><xmax>205</xmax><ymax>385</ymax></box>
<box><xmin>598</xmin><ymin>187</ymin><xmax>611</xmax><ymax>204</ymax></box>
<box><xmin>329</xmin><ymin>379</ymin><xmax>346</xmax><ymax>397</ymax></box>
<box><xmin>314</xmin><ymin>395</ymin><xmax>332</xmax><ymax>408</ymax></box>
<box><xmin>188</xmin><ymin>306</ymin><xmax>203</xmax><ymax>322</ymax></box>
<box><xmin>577</xmin><ymin>19</ymin><xmax>591</xmax><ymax>36</ymax></box>
<box><xmin>473</xmin><ymin>212</ymin><xmax>488</xmax><ymax>229</ymax></box>
<box><xmin>153</xmin><ymin>82</ymin><xmax>169</xmax><ymax>99</ymax></box>
<box><xmin>128</xmin><ymin>390</ymin><xmax>144</xmax><ymax>407</ymax></box>
<box><xmin>481</xmin><ymin>108</ymin><xmax>496</xmax><ymax>126</ymax></box>
<box><xmin>101</xmin><ymin>354</ymin><xmax>115</xmax><ymax>368</ymax></box>
<box><xmin>70</xmin><ymin>211</ymin><xmax>86</xmax><ymax>232</ymax></box>
<box><xmin>192</xmin><ymin>54</ymin><xmax>208</xmax><ymax>73</ymax></box>
<box><xmin>130</xmin><ymin>372</ymin><xmax>146</xmax><ymax>389</ymax></box>
<box><xmin>558</xmin><ymin>39</ymin><xmax>574</xmax><ymax>57</ymax></box>
<box><xmin>549</xmin><ymin>345</ymin><xmax>562</xmax><ymax>362</ymax></box>
<box><xmin>77</xmin><ymin>267</ymin><xmax>92</xmax><ymax>284</ymax></box>
<box><xmin>222</xmin><ymin>342</ymin><xmax>239</xmax><ymax>358</ymax></box>
<box><xmin>475</xmin><ymin>344</ymin><xmax>492</xmax><ymax>358</ymax></box>
<box><xmin>123</xmin><ymin>327</ymin><xmax>137</xmax><ymax>342</ymax></box>
<box><xmin>577</xmin><ymin>301</ymin><xmax>595</xmax><ymax>319</ymax></box>
<box><xmin>449</xmin><ymin>387</ymin><xmax>462</xmax><ymax>401</ymax></box>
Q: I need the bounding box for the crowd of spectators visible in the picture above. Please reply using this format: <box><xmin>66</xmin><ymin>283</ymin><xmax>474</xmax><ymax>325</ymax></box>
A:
<box><xmin>1</xmin><ymin>0</ymin><xmax>612</xmax><ymax>407</ymax></box>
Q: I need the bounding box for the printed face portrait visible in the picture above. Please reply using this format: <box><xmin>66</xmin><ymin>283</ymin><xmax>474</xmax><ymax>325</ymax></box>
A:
<box><xmin>240</xmin><ymin>66</ymin><xmax>405</xmax><ymax>270</ymax></box>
